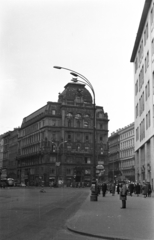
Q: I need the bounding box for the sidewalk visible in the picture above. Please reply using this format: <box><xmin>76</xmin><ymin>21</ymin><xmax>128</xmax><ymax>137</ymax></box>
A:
<box><xmin>66</xmin><ymin>191</ymin><xmax>154</xmax><ymax>240</ymax></box>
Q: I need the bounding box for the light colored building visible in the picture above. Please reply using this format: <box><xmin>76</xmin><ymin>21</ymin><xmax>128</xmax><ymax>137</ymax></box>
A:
<box><xmin>131</xmin><ymin>0</ymin><xmax>154</xmax><ymax>189</ymax></box>
<box><xmin>108</xmin><ymin>123</ymin><xmax>135</xmax><ymax>183</ymax></box>
<box><xmin>119</xmin><ymin>123</ymin><xmax>135</xmax><ymax>182</ymax></box>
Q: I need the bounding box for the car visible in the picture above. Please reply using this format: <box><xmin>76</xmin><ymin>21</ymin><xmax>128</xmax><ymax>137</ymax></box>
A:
<box><xmin>20</xmin><ymin>182</ymin><xmax>26</xmax><ymax>187</ymax></box>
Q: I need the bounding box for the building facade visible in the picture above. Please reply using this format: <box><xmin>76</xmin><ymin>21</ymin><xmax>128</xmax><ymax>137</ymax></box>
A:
<box><xmin>108</xmin><ymin>132</ymin><xmax>120</xmax><ymax>183</ymax></box>
<box><xmin>108</xmin><ymin>123</ymin><xmax>135</xmax><ymax>182</ymax></box>
<box><xmin>17</xmin><ymin>82</ymin><xmax>109</xmax><ymax>186</ymax></box>
<box><xmin>119</xmin><ymin>123</ymin><xmax>135</xmax><ymax>182</ymax></box>
<box><xmin>131</xmin><ymin>0</ymin><xmax>154</xmax><ymax>189</ymax></box>
<box><xmin>0</xmin><ymin>135</ymin><xmax>4</xmax><ymax>170</ymax></box>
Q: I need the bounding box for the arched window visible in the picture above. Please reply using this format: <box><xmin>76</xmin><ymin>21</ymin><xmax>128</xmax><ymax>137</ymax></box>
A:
<box><xmin>76</xmin><ymin>120</ymin><xmax>80</xmax><ymax>128</ymax></box>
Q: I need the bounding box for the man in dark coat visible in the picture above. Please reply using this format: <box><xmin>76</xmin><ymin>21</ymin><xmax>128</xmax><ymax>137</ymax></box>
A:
<box><xmin>102</xmin><ymin>182</ymin><xmax>107</xmax><ymax>197</ymax></box>
<box><xmin>129</xmin><ymin>182</ymin><xmax>134</xmax><ymax>196</ymax></box>
<box><xmin>135</xmin><ymin>183</ymin><xmax>141</xmax><ymax>196</ymax></box>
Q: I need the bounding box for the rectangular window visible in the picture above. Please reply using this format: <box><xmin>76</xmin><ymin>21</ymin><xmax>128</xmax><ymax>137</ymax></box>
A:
<box><xmin>68</xmin><ymin>134</ymin><xmax>71</xmax><ymax>140</ymax></box>
<box><xmin>52</xmin><ymin>110</ymin><xmax>56</xmax><ymax>115</ymax></box>
<box><xmin>144</xmin><ymin>30</ymin><xmax>146</xmax><ymax>45</ymax></box>
<box><xmin>149</xmin><ymin>111</ymin><xmax>151</xmax><ymax>127</ymax></box>
<box><xmin>147</xmin><ymin>51</ymin><xmax>149</xmax><ymax>68</ymax></box>
<box><xmin>146</xmin><ymin>23</ymin><xmax>148</xmax><ymax>39</ymax></box>
<box><xmin>85</xmin><ymin>135</ymin><xmax>89</xmax><ymax>141</ymax></box>
<box><xmin>148</xmin><ymin>81</ymin><xmax>150</xmax><ymax>97</ymax></box>
<box><xmin>151</xmin><ymin>7</ymin><xmax>153</xmax><ymax>25</ymax></box>
<box><xmin>145</xmin><ymin>85</ymin><xmax>147</xmax><ymax>101</ymax></box>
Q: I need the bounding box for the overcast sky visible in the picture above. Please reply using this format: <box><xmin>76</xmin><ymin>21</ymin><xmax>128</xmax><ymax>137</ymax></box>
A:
<box><xmin>0</xmin><ymin>0</ymin><xmax>145</xmax><ymax>136</ymax></box>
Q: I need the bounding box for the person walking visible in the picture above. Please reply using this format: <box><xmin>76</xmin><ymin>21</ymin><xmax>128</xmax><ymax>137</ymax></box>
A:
<box><xmin>111</xmin><ymin>183</ymin><xmax>115</xmax><ymax>196</ymax></box>
<box><xmin>136</xmin><ymin>182</ymin><xmax>141</xmax><ymax>197</ymax></box>
<box><xmin>129</xmin><ymin>182</ymin><xmax>134</xmax><ymax>196</ymax></box>
<box><xmin>102</xmin><ymin>182</ymin><xmax>107</xmax><ymax>197</ymax></box>
<box><xmin>117</xmin><ymin>183</ymin><xmax>120</xmax><ymax>194</ymax></box>
<box><xmin>120</xmin><ymin>181</ymin><xmax>128</xmax><ymax>209</ymax></box>
<box><xmin>147</xmin><ymin>182</ymin><xmax>152</xmax><ymax>197</ymax></box>
<box><xmin>142</xmin><ymin>182</ymin><xmax>148</xmax><ymax>198</ymax></box>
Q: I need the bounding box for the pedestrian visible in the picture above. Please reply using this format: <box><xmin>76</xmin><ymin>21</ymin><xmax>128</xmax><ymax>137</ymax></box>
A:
<box><xmin>129</xmin><ymin>182</ymin><xmax>134</xmax><ymax>196</ymax></box>
<box><xmin>136</xmin><ymin>182</ymin><xmax>140</xmax><ymax>197</ymax></box>
<box><xmin>142</xmin><ymin>182</ymin><xmax>148</xmax><ymax>198</ymax></box>
<box><xmin>120</xmin><ymin>181</ymin><xmax>128</xmax><ymax>209</ymax></box>
<box><xmin>111</xmin><ymin>183</ymin><xmax>115</xmax><ymax>196</ymax></box>
<box><xmin>117</xmin><ymin>183</ymin><xmax>120</xmax><ymax>194</ymax></box>
<box><xmin>147</xmin><ymin>182</ymin><xmax>152</xmax><ymax>197</ymax></box>
<box><xmin>102</xmin><ymin>182</ymin><xmax>107</xmax><ymax>197</ymax></box>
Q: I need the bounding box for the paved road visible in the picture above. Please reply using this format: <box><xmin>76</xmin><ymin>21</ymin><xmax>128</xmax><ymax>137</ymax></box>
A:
<box><xmin>0</xmin><ymin>187</ymin><xmax>93</xmax><ymax>240</ymax></box>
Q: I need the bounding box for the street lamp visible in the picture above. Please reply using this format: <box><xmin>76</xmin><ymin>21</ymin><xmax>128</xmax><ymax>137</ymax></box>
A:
<box><xmin>52</xmin><ymin>140</ymin><xmax>67</xmax><ymax>187</ymax></box>
<box><xmin>53</xmin><ymin>66</ymin><xmax>97</xmax><ymax>201</ymax></box>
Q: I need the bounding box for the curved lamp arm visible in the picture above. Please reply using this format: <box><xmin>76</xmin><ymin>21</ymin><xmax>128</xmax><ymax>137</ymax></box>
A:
<box><xmin>53</xmin><ymin>66</ymin><xmax>95</xmax><ymax>103</ymax></box>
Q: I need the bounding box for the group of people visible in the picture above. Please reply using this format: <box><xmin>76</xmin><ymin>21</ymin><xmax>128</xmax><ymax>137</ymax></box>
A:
<box><xmin>126</xmin><ymin>181</ymin><xmax>151</xmax><ymax>197</ymax></box>
<box><xmin>96</xmin><ymin>180</ymin><xmax>152</xmax><ymax>209</ymax></box>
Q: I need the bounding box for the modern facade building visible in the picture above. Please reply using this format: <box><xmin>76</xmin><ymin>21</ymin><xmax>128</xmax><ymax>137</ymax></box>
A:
<box><xmin>16</xmin><ymin>82</ymin><xmax>109</xmax><ymax>186</ymax></box>
<box><xmin>131</xmin><ymin>0</ymin><xmax>154</xmax><ymax>189</ymax></box>
<box><xmin>119</xmin><ymin>123</ymin><xmax>135</xmax><ymax>182</ymax></box>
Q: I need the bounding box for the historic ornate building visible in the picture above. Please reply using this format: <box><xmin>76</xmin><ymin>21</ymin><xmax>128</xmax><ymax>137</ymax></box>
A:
<box><xmin>17</xmin><ymin>82</ymin><xmax>109</xmax><ymax>186</ymax></box>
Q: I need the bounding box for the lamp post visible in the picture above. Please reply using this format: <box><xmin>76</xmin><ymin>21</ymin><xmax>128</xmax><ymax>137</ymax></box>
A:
<box><xmin>52</xmin><ymin>140</ymin><xmax>67</xmax><ymax>187</ymax></box>
<box><xmin>53</xmin><ymin>66</ymin><xmax>97</xmax><ymax>201</ymax></box>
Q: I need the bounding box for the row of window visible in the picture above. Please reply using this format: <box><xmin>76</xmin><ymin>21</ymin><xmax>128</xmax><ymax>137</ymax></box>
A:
<box><xmin>135</xmin><ymin>21</ymin><xmax>148</xmax><ymax>73</ymax></box>
<box><xmin>120</xmin><ymin>130</ymin><xmax>134</xmax><ymax>140</ymax></box>
<box><xmin>120</xmin><ymin>149</ymin><xmax>134</xmax><ymax>158</ymax></box>
<box><xmin>120</xmin><ymin>159</ymin><xmax>135</xmax><ymax>168</ymax></box>
<box><xmin>18</xmin><ymin>158</ymin><xmax>92</xmax><ymax>167</ymax></box>
<box><xmin>120</xmin><ymin>139</ymin><xmax>134</xmax><ymax>149</ymax></box>
<box><xmin>150</xmin><ymin>3</ymin><xmax>154</xmax><ymax>26</ymax></box>
<box><xmin>136</xmin><ymin>119</ymin><xmax>146</xmax><ymax>142</ymax></box>
<box><xmin>135</xmin><ymin>81</ymin><xmax>151</xmax><ymax>119</ymax></box>
<box><xmin>21</xmin><ymin>133</ymin><xmax>41</xmax><ymax>147</ymax></box>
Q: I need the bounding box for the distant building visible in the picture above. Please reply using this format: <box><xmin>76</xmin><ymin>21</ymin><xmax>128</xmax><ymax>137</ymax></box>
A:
<box><xmin>119</xmin><ymin>123</ymin><xmax>135</xmax><ymax>182</ymax></box>
<box><xmin>131</xmin><ymin>0</ymin><xmax>154</xmax><ymax>188</ymax></box>
<box><xmin>108</xmin><ymin>123</ymin><xmax>135</xmax><ymax>182</ymax></box>
<box><xmin>0</xmin><ymin>134</ymin><xmax>4</xmax><ymax>170</ymax></box>
<box><xmin>108</xmin><ymin>131</ymin><xmax>120</xmax><ymax>183</ymax></box>
<box><xmin>16</xmin><ymin>82</ymin><xmax>109</xmax><ymax>186</ymax></box>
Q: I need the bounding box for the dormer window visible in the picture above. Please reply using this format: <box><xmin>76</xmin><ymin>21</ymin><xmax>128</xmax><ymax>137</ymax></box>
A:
<box><xmin>52</xmin><ymin>110</ymin><xmax>56</xmax><ymax>115</ymax></box>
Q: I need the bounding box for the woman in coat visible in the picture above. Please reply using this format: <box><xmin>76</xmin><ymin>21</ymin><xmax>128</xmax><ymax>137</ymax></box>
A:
<box><xmin>120</xmin><ymin>182</ymin><xmax>128</xmax><ymax>209</ymax></box>
<box><xmin>142</xmin><ymin>182</ymin><xmax>148</xmax><ymax>197</ymax></box>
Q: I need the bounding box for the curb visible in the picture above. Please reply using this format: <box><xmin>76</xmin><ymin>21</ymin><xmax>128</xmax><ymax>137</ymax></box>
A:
<box><xmin>66</xmin><ymin>224</ymin><xmax>141</xmax><ymax>240</ymax></box>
